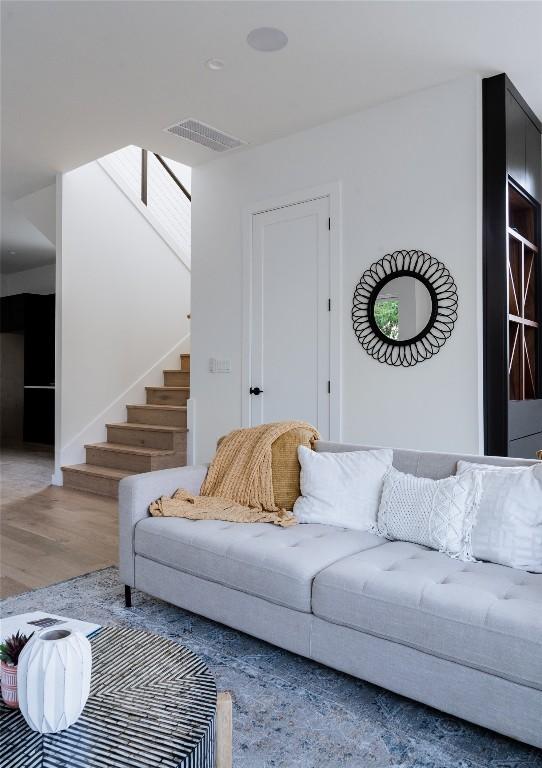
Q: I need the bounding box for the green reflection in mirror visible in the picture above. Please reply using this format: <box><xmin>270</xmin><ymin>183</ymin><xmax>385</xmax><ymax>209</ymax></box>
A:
<box><xmin>374</xmin><ymin>299</ymin><xmax>399</xmax><ymax>340</ymax></box>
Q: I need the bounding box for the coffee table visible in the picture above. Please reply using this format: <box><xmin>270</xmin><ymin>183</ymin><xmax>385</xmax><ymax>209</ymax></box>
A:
<box><xmin>0</xmin><ymin>626</ymin><xmax>217</xmax><ymax>768</ymax></box>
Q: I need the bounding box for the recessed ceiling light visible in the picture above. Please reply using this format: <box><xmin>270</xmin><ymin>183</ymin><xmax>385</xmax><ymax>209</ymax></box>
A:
<box><xmin>9</xmin><ymin>250</ymin><xmax>16</xmax><ymax>255</ymax></box>
<box><xmin>206</xmin><ymin>58</ymin><xmax>225</xmax><ymax>71</ymax></box>
<box><xmin>247</xmin><ymin>27</ymin><xmax>288</xmax><ymax>53</ymax></box>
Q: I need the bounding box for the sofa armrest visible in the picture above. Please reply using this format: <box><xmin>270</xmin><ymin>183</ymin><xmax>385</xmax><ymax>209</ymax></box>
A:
<box><xmin>118</xmin><ymin>464</ymin><xmax>208</xmax><ymax>586</ymax></box>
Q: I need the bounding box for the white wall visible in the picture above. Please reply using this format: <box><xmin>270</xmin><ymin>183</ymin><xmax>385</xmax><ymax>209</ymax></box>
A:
<box><xmin>14</xmin><ymin>183</ymin><xmax>56</xmax><ymax>245</ymax></box>
<box><xmin>98</xmin><ymin>147</ymin><xmax>191</xmax><ymax>264</ymax></box>
<box><xmin>54</xmin><ymin>160</ymin><xmax>190</xmax><ymax>478</ymax></box>
<box><xmin>191</xmin><ymin>75</ymin><xmax>482</xmax><ymax>463</ymax></box>
<box><xmin>1</xmin><ymin>263</ymin><xmax>56</xmax><ymax>296</ymax></box>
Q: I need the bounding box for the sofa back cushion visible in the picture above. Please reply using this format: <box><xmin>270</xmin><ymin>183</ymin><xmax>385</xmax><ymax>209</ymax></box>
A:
<box><xmin>314</xmin><ymin>441</ymin><xmax>538</xmax><ymax>480</ymax></box>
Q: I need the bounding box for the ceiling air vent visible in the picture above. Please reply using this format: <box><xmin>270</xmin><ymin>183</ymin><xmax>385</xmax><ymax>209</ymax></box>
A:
<box><xmin>164</xmin><ymin>119</ymin><xmax>247</xmax><ymax>152</ymax></box>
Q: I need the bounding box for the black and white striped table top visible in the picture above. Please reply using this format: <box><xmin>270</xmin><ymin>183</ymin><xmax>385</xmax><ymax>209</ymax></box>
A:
<box><xmin>0</xmin><ymin>626</ymin><xmax>217</xmax><ymax>768</ymax></box>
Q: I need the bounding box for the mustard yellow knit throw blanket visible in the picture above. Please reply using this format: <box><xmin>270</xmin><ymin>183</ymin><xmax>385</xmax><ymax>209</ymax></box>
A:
<box><xmin>201</xmin><ymin>421</ymin><xmax>319</xmax><ymax>510</ymax></box>
<box><xmin>149</xmin><ymin>421</ymin><xmax>319</xmax><ymax>527</ymax></box>
<box><xmin>149</xmin><ymin>489</ymin><xmax>298</xmax><ymax>527</ymax></box>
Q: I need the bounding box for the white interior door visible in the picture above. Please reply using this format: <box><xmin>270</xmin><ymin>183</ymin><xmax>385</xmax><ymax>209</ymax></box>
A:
<box><xmin>250</xmin><ymin>196</ymin><xmax>331</xmax><ymax>436</ymax></box>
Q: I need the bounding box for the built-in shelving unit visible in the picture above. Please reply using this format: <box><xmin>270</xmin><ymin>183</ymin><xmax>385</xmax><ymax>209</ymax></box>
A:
<box><xmin>483</xmin><ymin>73</ymin><xmax>542</xmax><ymax>458</ymax></box>
<box><xmin>507</xmin><ymin>183</ymin><xmax>539</xmax><ymax>401</ymax></box>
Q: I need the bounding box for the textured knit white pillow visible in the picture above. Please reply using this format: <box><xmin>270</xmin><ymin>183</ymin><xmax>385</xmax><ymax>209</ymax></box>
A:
<box><xmin>293</xmin><ymin>446</ymin><xmax>393</xmax><ymax>531</ymax></box>
<box><xmin>456</xmin><ymin>461</ymin><xmax>542</xmax><ymax>572</ymax></box>
<box><xmin>377</xmin><ymin>467</ymin><xmax>483</xmax><ymax>560</ymax></box>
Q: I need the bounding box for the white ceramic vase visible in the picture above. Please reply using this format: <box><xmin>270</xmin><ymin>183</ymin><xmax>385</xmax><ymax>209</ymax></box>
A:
<box><xmin>17</xmin><ymin>628</ymin><xmax>92</xmax><ymax>733</ymax></box>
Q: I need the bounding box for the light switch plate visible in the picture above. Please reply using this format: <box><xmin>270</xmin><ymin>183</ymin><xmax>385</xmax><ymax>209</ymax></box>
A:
<box><xmin>209</xmin><ymin>358</ymin><xmax>231</xmax><ymax>373</ymax></box>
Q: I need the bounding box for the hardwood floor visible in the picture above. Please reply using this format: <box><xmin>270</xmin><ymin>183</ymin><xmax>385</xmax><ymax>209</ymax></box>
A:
<box><xmin>1</xmin><ymin>444</ymin><xmax>118</xmax><ymax>599</ymax></box>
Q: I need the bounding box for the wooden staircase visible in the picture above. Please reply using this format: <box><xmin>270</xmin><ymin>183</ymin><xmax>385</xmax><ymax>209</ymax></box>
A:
<box><xmin>62</xmin><ymin>354</ymin><xmax>190</xmax><ymax>498</ymax></box>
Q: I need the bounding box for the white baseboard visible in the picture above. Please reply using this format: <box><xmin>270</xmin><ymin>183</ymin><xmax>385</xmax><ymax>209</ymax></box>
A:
<box><xmin>51</xmin><ymin>468</ymin><xmax>64</xmax><ymax>486</ymax></box>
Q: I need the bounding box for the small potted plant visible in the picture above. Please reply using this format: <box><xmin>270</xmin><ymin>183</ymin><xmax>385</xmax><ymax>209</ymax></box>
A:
<box><xmin>0</xmin><ymin>631</ymin><xmax>33</xmax><ymax>708</ymax></box>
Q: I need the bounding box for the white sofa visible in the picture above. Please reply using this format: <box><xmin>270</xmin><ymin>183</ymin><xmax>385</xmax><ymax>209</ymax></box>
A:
<box><xmin>119</xmin><ymin>441</ymin><xmax>542</xmax><ymax>748</ymax></box>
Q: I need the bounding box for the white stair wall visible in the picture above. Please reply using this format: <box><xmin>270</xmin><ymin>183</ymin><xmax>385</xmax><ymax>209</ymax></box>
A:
<box><xmin>54</xmin><ymin>157</ymin><xmax>190</xmax><ymax>482</ymax></box>
<box><xmin>98</xmin><ymin>146</ymin><xmax>191</xmax><ymax>264</ymax></box>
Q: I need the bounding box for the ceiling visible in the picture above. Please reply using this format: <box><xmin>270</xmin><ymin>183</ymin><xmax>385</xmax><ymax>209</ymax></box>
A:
<box><xmin>2</xmin><ymin>1</ymin><xmax>541</xmax><ymax>203</ymax></box>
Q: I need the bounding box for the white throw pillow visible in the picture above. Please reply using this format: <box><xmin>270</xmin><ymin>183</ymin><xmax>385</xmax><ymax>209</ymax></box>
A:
<box><xmin>456</xmin><ymin>461</ymin><xmax>542</xmax><ymax>572</ymax></box>
<box><xmin>377</xmin><ymin>467</ymin><xmax>483</xmax><ymax>560</ymax></box>
<box><xmin>293</xmin><ymin>446</ymin><xmax>393</xmax><ymax>531</ymax></box>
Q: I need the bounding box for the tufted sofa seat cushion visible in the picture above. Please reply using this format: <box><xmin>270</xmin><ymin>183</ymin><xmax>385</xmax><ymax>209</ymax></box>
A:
<box><xmin>134</xmin><ymin>518</ymin><xmax>385</xmax><ymax>612</ymax></box>
<box><xmin>312</xmin><ymin>540</ymin><xmax>542</xmax><ymax>689</ymax></box>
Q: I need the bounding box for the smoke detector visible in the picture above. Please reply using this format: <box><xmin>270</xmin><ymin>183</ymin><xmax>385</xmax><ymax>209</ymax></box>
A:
<box><xmin>164</xmin><ymin>119</ymin><xmax>247</xmax><ymax>153</ymax></box>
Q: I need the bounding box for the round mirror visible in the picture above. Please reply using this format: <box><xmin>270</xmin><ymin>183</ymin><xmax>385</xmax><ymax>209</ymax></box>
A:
<box><xmin>372</xmin><ymin>276</ymin><xmax>434</xmax><ymax>342</ymax></box>
<box><xmin>352</xmin><ymin>250</ymin><xmax>458</xmax><ymax>366</ymax></box>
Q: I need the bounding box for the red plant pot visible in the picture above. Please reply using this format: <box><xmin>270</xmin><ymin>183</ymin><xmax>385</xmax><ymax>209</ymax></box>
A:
<box><xmin>1</xmin><ymin>661</ymin><xmax>18</xmax><ymax>708</ymax></box>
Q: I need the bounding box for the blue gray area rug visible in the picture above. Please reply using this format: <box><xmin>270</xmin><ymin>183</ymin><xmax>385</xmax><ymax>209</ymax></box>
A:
<box><xmin>2</xmin><ymin>568</ymin><xmax>540</xmax><ymax>768</ymax></box>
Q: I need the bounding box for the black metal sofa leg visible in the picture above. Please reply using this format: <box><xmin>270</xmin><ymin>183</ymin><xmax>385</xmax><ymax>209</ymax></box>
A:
<box><xmin>125</xmin><ymin>585</ymin><xmax>132</xmax><ymax>608</ymax></box>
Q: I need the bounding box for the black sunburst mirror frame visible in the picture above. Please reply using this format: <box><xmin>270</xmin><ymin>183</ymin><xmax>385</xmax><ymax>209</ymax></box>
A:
<box><xmin>352</xmin><ymin>249</ymin><xmax>458</xmax><ymax>366</ymax></box>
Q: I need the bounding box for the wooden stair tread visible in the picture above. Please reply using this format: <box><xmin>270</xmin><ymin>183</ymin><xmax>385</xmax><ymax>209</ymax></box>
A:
<box><xmin>84</xmin><ymin>442</ymin><xmax>176</xmax><ymax>457</ymax></box>
<box><xmin>106</xmin><ymin>422</ymin><xmax>187</xmax><ymax>433</ymax></box>
<box><xmin>146</xmin><ymin>386</ymin><xmax>190</xmax><ymax>391</ymax></box>
<box><xmin>63</xmin><ymin>353</ymin><xmax>191</xmax><ymax>497</ymax></box>
<box><xmin>128</xmin><ymin>404</ymin><xmax>187</xmax><ymax>411</ymax></box>
<box><xmin>61</xmin><ymin>464</ymin><xmax>137</xmax><ymax>480</ymax></box>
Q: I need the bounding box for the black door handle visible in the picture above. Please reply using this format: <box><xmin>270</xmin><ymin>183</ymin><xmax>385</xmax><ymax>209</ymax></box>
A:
<box><xmin>250</xmin><ymin>387</ymin><xmax>263</xmax><ymax>395</ymax></box>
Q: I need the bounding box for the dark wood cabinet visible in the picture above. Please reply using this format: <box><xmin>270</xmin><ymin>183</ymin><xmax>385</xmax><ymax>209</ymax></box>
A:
<box><xmin>0</xmin><ymin>293</ymin><xmax>55</xmax><ymax>445</ymax></box>
<box><xmin>526</xmin><ymin>118</ymin><xmax>542</xmax><ymax>202</ymax></box>
<box><xmin>506</xmin><ymin>90</ymin><xmax>527</xmax><ymax>189</ymax></box>
<box><xmin>24</xmin><ymin>294</ymin><xmax>56</xmax><ymax>387</ymax></box>
<box><xmin>505</xmin><ymin>87</ymin><xmax>541</xmax><ymax>201</ymax></box>
<box><xmin>24</xmin><ymin>388</ymin><xmax>55</xmax><ymax>444</ymax></box>
<box><xmin>1</xmin><ymin>294</ymin><xmax>25</xmax><ymax>332</ymax></box>
<box><xmin>483</xmin><ymin>74</ymin><xmax>542</xmax><ymax>458</ymax></box>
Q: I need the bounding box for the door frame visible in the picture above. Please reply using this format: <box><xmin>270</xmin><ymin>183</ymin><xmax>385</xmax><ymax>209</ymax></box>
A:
<box><xmin>241</xmin><ymin>182</ymin><xmax>342</xmax><ymax>440</ymax></box>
